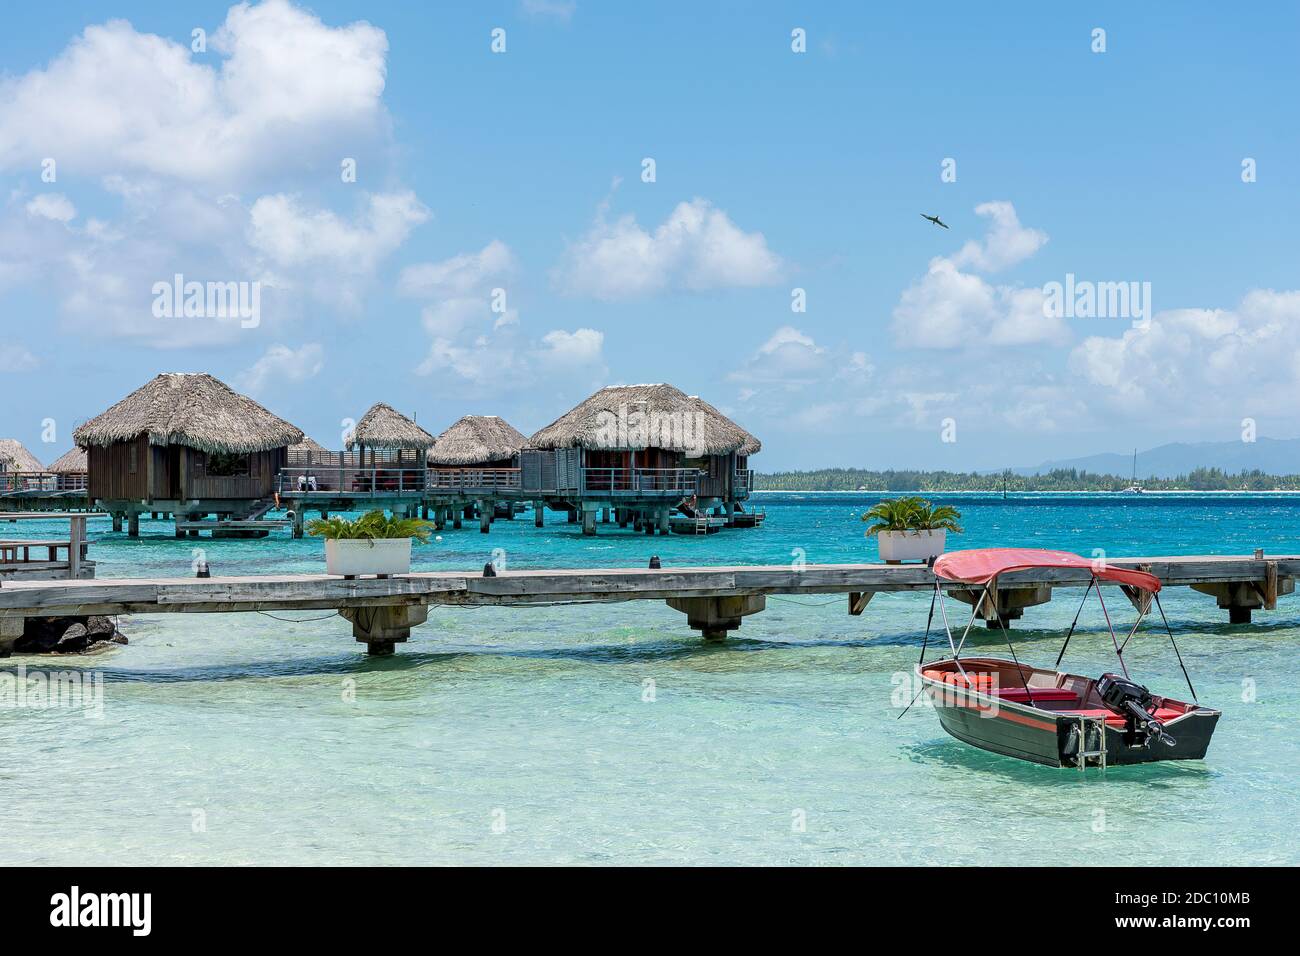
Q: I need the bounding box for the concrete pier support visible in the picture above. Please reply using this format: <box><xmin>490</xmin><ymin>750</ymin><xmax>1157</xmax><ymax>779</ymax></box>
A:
<box><xmin>0</xmin><ymin>617</ymin><xmax>23</xmax><ymax>657</ymax></box>
<box><xmin>534</xmin><ymin>504</ymin><xmax>545</xmax><ymax>528</ymax></box>
<box><xmin>479</xmin><ymin>503</ymin><xmax>491</xmax><ymax>534</ymax></box>
<box><xmin>128</xmin><ymin>512</ymin><xmax>140</xmax><ymax>537</ymax></box>
<box><xmin>292</xmin><ymin>508</ymin><xmax>305</xmax><ymax>539</ymax></box>
<box><xmin>452</xmin><ymin>508</ymin><xmax>462</xmax><ymax>530</ymax></box>
<box><xmin>666</xmin><ymin>594</ymin><xmax>766</xmax><ymax>641</ymax></box>
<box><xmin>338</xmin><ymin>604</ymin><xmax>428</xmax><ymax>656</ymax></box>
<box><xmin>582</xmin><ymin>509</ymin><xmax>596</xmax><ymax>535</ymax></box>
<box><xmin>657</xmin><ymin>509</ymin><xmax>670</xmax><ymax>535</ymax></box>
<box><xmin>952</xmin><ymin>585</ymin><xmax>1052</xmax><ymax>629</ymax></box>
<box><xmin>1192</xmin><ymin>572</ymin><xmax>1292</xmax><ymax>624</ymax></box>
<box><xmin>112</xmin><ymin>513</ymin><xmax>123</xmax><ymax>533</ymax></box>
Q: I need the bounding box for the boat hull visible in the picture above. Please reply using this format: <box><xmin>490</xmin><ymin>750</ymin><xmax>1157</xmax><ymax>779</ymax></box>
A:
<box><xmin>918</xmin><ymin>662</ymin><xmax>1219</xmax><ymax>768</ymax></box>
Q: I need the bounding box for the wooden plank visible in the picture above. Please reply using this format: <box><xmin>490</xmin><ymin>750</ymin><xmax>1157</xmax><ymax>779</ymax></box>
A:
<box><xmin>0</xmin><ymin>558</ymin><xmax>1295</xmax><ymax>619</ymax></box>
<box><xmin>848</xmin><ymin>591</ymin><xmax>873</xmax><ymax>615</ymax></box>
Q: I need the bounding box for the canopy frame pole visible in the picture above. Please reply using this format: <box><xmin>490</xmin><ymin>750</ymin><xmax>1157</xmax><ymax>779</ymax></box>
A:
<box><xmin>1154</xmin><ymin>592</ymin><xmax>1198</xmax><ymax>703</ymax></box>
<box><xmin>1117</xmin><ymin>603</ymin><xmax>1148</xmax><ymax>655</ymax></box>
<box><xmin>950</xmin><ymin>583</ymin><xmax>988</xmax><ymax>665</ymax></box>
<box><xmin>1053</xmin><ymin>577</ymin><xmax>1095</xmax><ymax>669</ymax></box>
<box><xmin>935</xmin><ymin>580</ymin><xmax>972</xmax><ymax>681</ymax></box>
<box><xmin>897</xmin><ymin>583</ymin><xmax>943</xmax><ymax>720</ymax></box>
<box><xmin>1094</xmin><ymin>584</ymin><xmax>1130</xmax><ymax>679</ymax></box>
<box><xmin>985</xmin><ymin>575</ymin><xmax>1038</xmax><ymax>707</ymax></box>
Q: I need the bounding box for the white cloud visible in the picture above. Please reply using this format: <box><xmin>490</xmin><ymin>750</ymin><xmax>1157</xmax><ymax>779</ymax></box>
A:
<box><xmin>520</xmin><ymin>0</ymin><xmax>577</xmax><ymax>21</ymax></box>
<box><xmin>0</xmin><ymin>0</ymin><xmax>389</xmax><ymax>185</ymax></box>
<box><xmin>538</xmin><ymin>328</ymin><xmax>603</xmax><ymax>365</ymax></box>
<box><xmin>951</xmin><ymin>201</ymin><xmax>1047</xmax><ymax>273</ymax></box>
<box><xmin>0</xmin><ymin>2</ymin><xmax>420</xmax><ymax>348</ymax></box>
<box><xmin>0</xmin><ymin>344</ymin><xmax>39</xmax><ymax>371</ymax></box>
<box><xmin>1069</xmin><ymin>289</ymin><xmax>1300</xmax><ymax>415</ymax></box>
<box><xmin>399</xmin><ymin>240</ymin><xmax>515</xmax><ymax>298</ymax></box>
<box><xmin>236</xmin><ymin>342</ymin><xmax>324</xmax><ymax>393</ymax></box>
<box><xmin>556</xmin><ymin>197</ymin><xmax>782</xmax><ymax>300</ymax></box>
<box><xmin>892</xmin><ymin>202</ymin><xmax>1065</xmax><ymax>348</ymax></box>
<box><xmin>248</xmin><ymin>191</ymin><xmax>428</xmax><ymax>274</ymax></box>
<box><xmin>25</xmin><ymin>194</ymin><xmax>77</xmax><ymax>223</ymax></box>
<box><xmin>729</xmin><ymin>325</ymin><xmax>831</xmax><ymax>387</ymax></box>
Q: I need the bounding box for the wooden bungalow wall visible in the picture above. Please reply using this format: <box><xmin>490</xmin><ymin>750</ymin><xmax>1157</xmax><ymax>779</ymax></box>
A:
<box><xmin>89</xmin><ymin>439</ymin><xmax>285</xmax><ymax>502</ymax></box>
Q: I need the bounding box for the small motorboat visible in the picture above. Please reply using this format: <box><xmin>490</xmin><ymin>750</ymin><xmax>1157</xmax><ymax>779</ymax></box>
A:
<box><xmin>911</xmin><ymin>548</ymin><xmax>1219</xmax><ymax>769</ymax></box>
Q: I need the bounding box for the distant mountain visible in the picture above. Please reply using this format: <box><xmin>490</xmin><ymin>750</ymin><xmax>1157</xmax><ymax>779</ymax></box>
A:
<box><xmin>1015</xmin><ymin>437</ymin><xmax>1300</xmax><ymax>479</ymax></box>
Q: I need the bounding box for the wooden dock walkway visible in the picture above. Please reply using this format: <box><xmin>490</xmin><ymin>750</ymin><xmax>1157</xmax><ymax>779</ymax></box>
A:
<box><xmin>1</xmin><ymin>553</ymin><xmax>1295</xmax><ymax>656</ymax></box>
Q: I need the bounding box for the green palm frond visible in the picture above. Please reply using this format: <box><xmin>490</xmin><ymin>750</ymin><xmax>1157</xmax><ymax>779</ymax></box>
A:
<box><xmin>307</xmin><ymin>510</ymin><xmax>434</xmax><ymax>543</ymax></box>
<box><xmin>860</xmin><ymin>497</ymin><xmax>962</xmax><ymax>535</ymax></box>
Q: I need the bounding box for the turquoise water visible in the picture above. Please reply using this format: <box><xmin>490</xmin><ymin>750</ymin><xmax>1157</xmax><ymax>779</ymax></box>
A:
<box><xmin>2</xmin><ymin>492</ymin><xmax>1297</xmax><ymax>865</ymax></box>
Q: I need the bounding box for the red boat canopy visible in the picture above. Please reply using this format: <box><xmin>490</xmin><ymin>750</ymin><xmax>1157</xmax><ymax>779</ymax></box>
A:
<box><xmin>932</xmin><ymin>548</ymin><xmax>1161</xmax><ymax>593</ymax></box>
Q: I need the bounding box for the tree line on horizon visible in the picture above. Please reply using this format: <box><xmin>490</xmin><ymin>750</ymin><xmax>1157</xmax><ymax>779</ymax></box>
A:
<box><xmin>753</xmin><ymin>467</ymin><xmax>1300</xmax><ymax>492</ymax></box>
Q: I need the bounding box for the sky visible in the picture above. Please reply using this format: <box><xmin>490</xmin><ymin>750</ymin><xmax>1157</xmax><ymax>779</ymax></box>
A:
<box><xmin>2</xmin><ymin>0</ymin><xmax>1298</xmax><ymax>472</ymax></box>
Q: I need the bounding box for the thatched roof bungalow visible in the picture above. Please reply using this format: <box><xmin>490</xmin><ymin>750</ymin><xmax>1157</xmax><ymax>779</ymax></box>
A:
<box><xmin>47</xmin><ymin>446</ymin><xmax>88</xmax><ymax>473</ymax></box>
<box><xmin>429</xmin><ymin>415</ymin><xmax>527</xmax><ymax>468</ymax></box>
<box><xmin>45</xmin><ymin>446</ymin><xmax>89</xmax><ymax>490</ymax></box>
<box><xmin>0</xmin><ymin>438</ymin><xmax>45</xmax><ymax>474</ymax></box>
<box><xmin>73</xmin><ymin>372</ymin><xmax>303</xmax><ymax>507</ymax></box>
<box><xmin>523</xmin><ymin>383</ymin><xmax>758</xmax><ymax>504</ymax></box>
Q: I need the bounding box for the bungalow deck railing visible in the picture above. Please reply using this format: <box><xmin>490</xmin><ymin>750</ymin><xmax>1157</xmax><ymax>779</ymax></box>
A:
<box><xmin>579</xmin><ymin>467</ymin><xmax>701</xmax><ymax>496</ymax></box>
<box><xmin>277</xmin><ymin>466</ymin><xmax>429</xmax><ymax>496</ymax></box>
<box><xmin>0</xmin><ymin>471</ymin><xmax>89</xmax><ymax>493</ymax></box>
<box><xmin>427</xmin><ymin>468</ymin><xmax>521</xmax><ymax>492</ymax></box>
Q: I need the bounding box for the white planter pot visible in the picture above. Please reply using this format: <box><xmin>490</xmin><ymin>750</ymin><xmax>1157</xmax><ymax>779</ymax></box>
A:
<box><xmin>876</xmin><ymin>529</ymin><xmax>947</xmax><ymax>563</ymax></box>
<box><xmin>325</xmin><ymin>538</ymin><xmax>413</xmax><ymax>576</ymax></box>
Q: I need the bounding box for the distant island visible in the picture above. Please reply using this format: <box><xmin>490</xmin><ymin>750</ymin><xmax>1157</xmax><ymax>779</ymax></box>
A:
<box><xmin>754</xmin><ymin>467</ymin><xmax>1300</xmax><ymax>492</ymax></box>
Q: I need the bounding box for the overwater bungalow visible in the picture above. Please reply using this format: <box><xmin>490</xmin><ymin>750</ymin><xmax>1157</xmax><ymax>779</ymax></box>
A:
<box><xmin>73</xmin><ymin>372</ymin><xmax>304</xmax><ymax>536</ymax></box>
<box><xmin>0</xmin><ymin>439</ymin><xmax>46</xmax><ymax>491</ymax></box>
<box><xmin>344</xmin><ymin>403</ymin><xmax>435</xmax><ymax>494</ymax></box>
<box><xmin>521</xmin><ymin>383</ymin><xmax>760</xmax><ymax>534</ymax></box>
<box><xmin>46</xmin><ymin>446</ymin><xmax>89</xmax><ymax>491</ymax></box>
<box><xmin>425</xmin><ymin>415</ymin><xmax>528</xmax><ymax>528</ymax></box>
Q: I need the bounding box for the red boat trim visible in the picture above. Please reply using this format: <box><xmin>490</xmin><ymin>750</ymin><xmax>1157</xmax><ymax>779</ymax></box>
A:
<box><xmin>922</xmin><ymin>677</ymin><xmax>1059</xmax><ymax>732</ymax></box>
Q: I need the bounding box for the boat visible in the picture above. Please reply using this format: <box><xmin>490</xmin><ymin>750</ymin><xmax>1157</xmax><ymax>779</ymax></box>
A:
<box><xmin>911</xmin><ymin>548</ymin><xmax>1219</xmax><ymax>769</ymax></box>
<box><xmin>1122</xmin><ymin>448</ymin><xmax>1144</xmax><ymax>493</ymax></box>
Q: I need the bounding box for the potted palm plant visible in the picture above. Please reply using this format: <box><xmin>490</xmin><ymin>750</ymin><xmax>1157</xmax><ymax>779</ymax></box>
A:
<box><xmin>308</xmin><ymin>510</ymin><xmax>434</xmax><ymax>577</ymax></box>
<box><xmin>861</xmin><ymin>496</ymin><xmax>962</xmax><ymax>563</ymax></box>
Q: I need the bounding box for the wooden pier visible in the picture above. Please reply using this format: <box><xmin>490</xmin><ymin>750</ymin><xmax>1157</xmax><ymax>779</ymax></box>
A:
<box><xmin>0</xmin><ymin>513</ymin><xmax>100</xmax><ymax>582</ymax></box>
<box><xmin>1</xmin><ymin>553</ymin><xmax>1294</xmax><ymax>656</ymax></box>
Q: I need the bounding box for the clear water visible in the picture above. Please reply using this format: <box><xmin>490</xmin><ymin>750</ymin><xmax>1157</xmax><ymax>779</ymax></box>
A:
<box><xmin>2</xmin><ymin>493</ymin><xmax>1296</xmax><ymax>865</ymax></box>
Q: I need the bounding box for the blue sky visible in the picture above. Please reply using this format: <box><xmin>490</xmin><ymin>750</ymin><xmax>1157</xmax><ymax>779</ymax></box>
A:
<box><xmin>2</xmin><ymin>1</ymin><xmax>1298</xmax><ymax>471</ymax></box>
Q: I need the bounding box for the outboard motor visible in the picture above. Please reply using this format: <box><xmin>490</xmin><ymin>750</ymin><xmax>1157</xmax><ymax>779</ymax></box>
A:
<box><xmin>1097</xmin><ymin>673</ymin><xmax>1176</xmax><ymax>748</ymax></box>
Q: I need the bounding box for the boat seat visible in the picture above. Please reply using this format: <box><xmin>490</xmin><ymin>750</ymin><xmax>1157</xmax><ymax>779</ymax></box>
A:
<box><xmin>995</xmin><ymin>687</ymin><xmax>1078</xmax><ymax>703</ymax></box>
<box><xmin>923</xmin><ymin>669</ymin><xmax>996</xmax><ymax>688</ymax></box>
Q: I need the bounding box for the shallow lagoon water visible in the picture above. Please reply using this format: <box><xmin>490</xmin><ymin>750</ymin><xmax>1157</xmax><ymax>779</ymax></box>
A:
<box><xmin>2</xmin><ymin>492</ymin><xmax>1297</xmax><ymax>865</ymax></box>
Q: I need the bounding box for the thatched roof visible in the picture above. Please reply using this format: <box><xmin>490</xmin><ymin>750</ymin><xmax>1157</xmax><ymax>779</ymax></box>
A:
<box><xmin>347</xmin><ymin>403</ymin><xmax>435</xmax><ymax>451</ymax></box>
<box><xmin>73</xmin><ymin>373</ymin><xmax>304</xmax><ymax>454</ymax></box>
<box><xmin>0</xmin><ymin>438</ymin><xmax>45</xmax><ymax>472</ymax></box>
<box><xmin>290</xmin><ymin>436</ymin><xmax>328</xmax><ymax>454</ymax></box>
<box><xmin>528</xmin><ymin>384</ymin><xmax>752</xmax><ymax>455</ymax></box>
<box><xmin>428</xmin><ymin>416</ymin><xmax>527</xmax><ymax>466</ymax></box>
<box><xmin>689</xmin><ymin>395</ymin><xmax>762</xmax><ymax>457</ymax></box>
<box><xmin>47</xmin><ymin>446</ymin><xmax>88</xmax><ymax>473</ymax></box>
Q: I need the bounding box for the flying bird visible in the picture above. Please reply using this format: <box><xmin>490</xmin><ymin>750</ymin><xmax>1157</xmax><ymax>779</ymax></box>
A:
<box><xmin>920</xmin><ymin>213</ymin><xmax>949</xmax><ymax>229</ymax></box>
